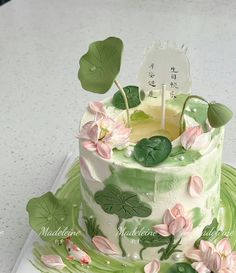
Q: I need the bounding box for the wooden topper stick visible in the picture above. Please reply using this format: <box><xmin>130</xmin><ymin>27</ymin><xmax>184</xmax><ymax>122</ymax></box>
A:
<box><xmin>161</xmin><ymin>84</ymin><xmax>166</xmax><ymax>129</ymax></box>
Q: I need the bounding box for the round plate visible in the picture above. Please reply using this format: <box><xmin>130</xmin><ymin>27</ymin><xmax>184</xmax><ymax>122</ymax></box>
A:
<box><xmin>30</xmin><ymin>162</ymin><xmax>236</xmax><ymax>273</ymax></box>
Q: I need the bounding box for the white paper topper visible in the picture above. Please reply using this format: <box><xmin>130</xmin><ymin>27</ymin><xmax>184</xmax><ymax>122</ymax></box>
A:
<box><xmin>138</xmin><ymin>42</ymin><xmax>191</xmax><ymax>97</ymax></box>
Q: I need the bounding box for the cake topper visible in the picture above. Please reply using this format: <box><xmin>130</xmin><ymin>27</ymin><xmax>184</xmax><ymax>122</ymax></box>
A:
<box><xmin>138</xmin><ymin>42</ymin><xmax>191</xmax><ymax>132</ymax></box>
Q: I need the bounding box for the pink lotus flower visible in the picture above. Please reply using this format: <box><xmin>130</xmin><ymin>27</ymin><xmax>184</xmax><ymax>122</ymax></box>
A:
<box><xmin>153</xmin><ymin>204</ymin><xmax>193</xmax><ymax>238</ymax></box>
<box><xmin>92</xmin><ymin>236</ymin><xmax>119</xmax><ymax>255</ymax></box>
<box><xmin>79</xmin><ymin>116</ymin><xmax>131</xmax><ymax>159</ymax></box>
<box><xmin>181</xmin><ymin>126</ymin><xmax>211</xmax><ymax>151</ymax></box>
<box><xmin>187</xmin><ymin>239</ymin><xmax>236</xmax><ymax>273</ymax></box>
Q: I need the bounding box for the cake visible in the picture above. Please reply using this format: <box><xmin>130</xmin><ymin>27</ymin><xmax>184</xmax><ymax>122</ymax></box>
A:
<box><xmin>26</xmin><ymin>37</ymin><xmax>235</xmax><ymax>273</ymax></box>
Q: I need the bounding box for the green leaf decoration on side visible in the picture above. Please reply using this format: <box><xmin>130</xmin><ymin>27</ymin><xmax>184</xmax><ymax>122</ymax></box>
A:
<box><xmin>133</xmin><ymin>136</ymin><xmax>172</xmax><ymax>167</ymax></box>
<box><xmin>208</xmin><ymin>102</ymin><xmax>233</xmax><ymax>128</ymax></box>
<box><xmin>78</xmin><ymin>37</ymin><xmax>123</xmax><ymax>93</ymax></box>
<box><xmin>167</xmin><ymin>263</ymin><xmax>197</xmax><ymax>273</ymax></box>
<box><xmin>95</xmin><ymin>184</ymin><xmax>152</xmax><ymax>257</ymax></box>
<box><xmin>190</xmin><ymin>207</ymin><xmax>205</xmax><ymax>228</ymax></box>
<box><xmin>194</xmin><ymin>218</ymin><xmax>219</xmax><ymax>248</ymax></box>
<box><xmin>84</xmin><ymin>216</ymin><xmax>104</xmax><ymax>238</ymax></box>
<box><xmin>26</xmin><ymin>192</ymin><xmax>74</xmax><ymax>242</ymax></box>
<box><xmin>139</xmin><ymin>233</ymin><xmax>171</xmax><ymax>259</ymax></box>
<box><xmin>94</xmin><ymin>184</ymin><xmax>152</xmax><ymax>219</ymax></box>
<box><xmin>130</xmin><ymin>110</ymin><xmax>151</xmax><ymax>122</ymax></box>
<box><xmin>166</xmin><ymin>146</ymin><xmax>201</xmax><ymax>166</ymax></box>
<box><xmin>112</xmin><ymin>86</ymin><xmax>141</xmax><ymax>109</ymax></box>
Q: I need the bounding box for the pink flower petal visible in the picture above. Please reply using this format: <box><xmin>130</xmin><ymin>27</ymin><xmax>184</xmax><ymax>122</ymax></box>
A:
<box><xmin>171</xmin><ymin>204</ymin><xmax>185</xmax><ymax>218</ymax></box>
<box><xmin>78</xmin><ymin>121</ymin><xmax>95</xmax><ymax>140</ymax></box>
<box><xmin>88</xmin><ymin>101</ymin><xmax>106</xmax><ymax>115</ymax></box>
<box><xmin>186</xmin><ymin>249</ymin><xmax>202</xmax><ymax>262</ymax></box>
<box><xmin>153</xmin><ymin>224</ymin><xmax>171</xmax><ymax>237</ymax></box>
<box><xmin>87</xmin><ymin>123</ymin><xmax>100</xmax><ymax>143</ymax></box>
<box><xmin>92</xmin><ymin>236</ymin><xmax>119</xmax><ymax>255</ymax></box>
<box><xmin>181</xmin><ymin>126</ymin><xmax>203</xmax><ymax>150</ymax></box>
<box><xmin>83</xmin><ymin>140</ymin><xmax>97</xmax><ymax>151</ymax></box>
<box><xmin>191</xmin><ymin>262</ymin><xmax>211</xmax><ymax>273</ymax></box>
<box><xmin>169</xmin><ymin>217</ymin><xmax>186</xmax><ymax>237</ymax></box>
<box><xmin>216</xmin><ymin>238</ymin><xmax>232</xmax><ymax>256</ymax></box>
<box><xmin>188</xmin><ymin>175</ymin><xmax>204</xmax><ymax>197</ymax></box>
<box><xmin>184</xmin><ymin>217</ymin><xmax>193</xmax><ymax>232</ymax></box>
<box><xmin>41</xmin><ymin>255</ymin><xmax>66</xmax><ymax>270</ymax></box>
<box><xmin>211</xmin><ymin>252</ymin><xmax>221</xmax><ymax>272</ymax></box>
<box><xmin>163</xmin><ymin>209</ymin><xmax>175</xmax><ymax>225</ymax></box>
<box><xmin>96</xmin><ymin>141</ymin><xmax>112</xmax><ymax>159</ymax></box>
<box><xmin>191</xmin><ymin>132</ymin><xmax>211</xmax><ymax>151</ymax></box>
<box><xmin>199</xmin><ymin>240</ymin><xmax>216</xmax><ymax>254</ymax></box>
<box><xmin>144</xmin><ymin>259</ymin><xmax>161</xmax><ymax>273</ymax></box>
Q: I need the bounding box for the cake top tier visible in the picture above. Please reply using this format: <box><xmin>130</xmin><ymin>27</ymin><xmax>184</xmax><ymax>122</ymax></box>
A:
<box><xmin>78</xmin><ymin>37</ymin><xmax>233</xmax><ymax>168</ymax></box>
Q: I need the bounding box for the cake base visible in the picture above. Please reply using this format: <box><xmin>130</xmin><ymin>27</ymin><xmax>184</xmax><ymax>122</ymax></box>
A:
<box><xmin>30</xmin><ymin>162</ymin><xmax>236</xmax><ymax>273</ymax></box>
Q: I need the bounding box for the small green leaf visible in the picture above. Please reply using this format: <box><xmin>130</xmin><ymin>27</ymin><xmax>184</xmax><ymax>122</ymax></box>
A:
<box><xmin>194</xmin><ymin>218</ymin><xmax>219</xmax><ymax>248</ymax></box>
<box><xmin>139</xmin><ymin>233</ymin><xmax>171</xmax><ymax>248</ymax></box>
<box><xmin>94</xmin><ymin>184</ymin><xmax>152</xmax><ymax>219</ymax></box>
<box><xmin>112</xmin><ymin>86</ymin><xmax>141</xmax><ymax>109</ymax></box>
<box><xmin>133</xmin><ymin>136</ymin><xmax>172</xmax><ymax>167</ymax></box>
<box><xmin>78</xmin><ymin>37</ymin><xmax>123</xmax><ymax>93</ymax></box>
<box><xmin>167</xmin><ymin>263</ymin><xmax>197</xmax><ymax>273</ymax></box>
<box><xmin>130</xmin><ymin>110</ymin><xmax>151</xmax><ymax>122</ymax></box>
<box><xmin>84</xmin><ymin>216</ymin><xmax>104</xmax><ymax>238</ymax></box>
<box><xmin>26</xmin><ymin>192</ymin><xmax>74</xmax><ymax>242</ymax></box>
<box><xmin>207</xmin><ymin>102</ymin><xmax>233</xmax><ymax>128</ymax></box>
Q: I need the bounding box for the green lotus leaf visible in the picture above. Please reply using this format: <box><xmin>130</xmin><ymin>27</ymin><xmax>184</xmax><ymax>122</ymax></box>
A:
<box><xmin>78</xmin><ymin>37</ymin><xmax>123</xmax><ymax>93</ymax></box>
<box><xmin>139</xmin><ymin>233</ymin><xmax>171</xmax><ymax>248</ymax></box>
<box><xmin>194</xmin><ymin>218</ymin><xmax>219</xmax><ymax>248</ymax></box>
<box><xmin>112</xmin><ymin>86</ymin><xmax>141</xmax><ymax>109</ymax></box>
<box><xmin>26</xmin><ymin>192</ymin><xmax>74</xmax><ymax>242</ymax></box>
<box><xmin>167</xmin><ymin>263</ymin><xmax>197</xmax><ymax>273</ymax></box>
<box><xmin>94</xmin><ymin>184</ymin><xmax>152</xmax><ymax>219</ymax></box>
<box><xmin>133</xmin><ymin>136</ymin><xmax>172</xmax><ymax>167</ymax></box>
<box><xmin>130</xmin><ymin>110</ymin><xmax>151</xmax><ymax>122</ymax></box>
<box><xmin>208</xmin><ymin>102</ymin><xmax>233</xmax><ymax>128</ymax></box>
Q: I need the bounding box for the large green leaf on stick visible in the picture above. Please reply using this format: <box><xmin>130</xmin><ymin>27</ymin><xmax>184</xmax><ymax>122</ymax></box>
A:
<box><xmin>78</xmin><ymin>37</ymin><xmax>123</xmax><ymax>93</ymax></box>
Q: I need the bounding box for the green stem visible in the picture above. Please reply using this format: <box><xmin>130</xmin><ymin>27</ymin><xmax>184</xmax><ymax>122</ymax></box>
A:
<box><xmin>160</xmin><ymin>235</ymin><xmax>174</xmax><ymax>260</ymax></box>
<box><xmin>139</xmin><ymin>247</ymin><xmax>146</xmax><ymax>260</ymax></box>
<box><xmin>179</xmin><ymin>95</ymin><xmax>208</xmax><ymax>134</ymax></box>
<box><xmin>114</xmin><ymin>79</ymin><xmax>130</xmax><ymax>127</ymax></box>
<box><xmin>117</xmin><ymin>217</ymin><xmax>126</xmax><ymax>257</ymax></box>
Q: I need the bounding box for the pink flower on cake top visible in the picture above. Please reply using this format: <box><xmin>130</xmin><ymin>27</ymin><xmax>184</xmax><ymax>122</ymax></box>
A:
<box><xmin>79</xmin><ymin>102</ymin><xmax>131</xmax><ymax>159</ymax></box>
<box><xmin>187</xmin><ymin>238</ymin><xmax>236</xmax><ymax>273</ymax></box>
<box><xmin>180</xmin><ymin>125</ymin><xmax>211</xmax><ymax>151</ymax></box>
<box><xmin>153</xmin><ymin>204</ymin><xmax>193</xmax><ymax>237</ymax></box>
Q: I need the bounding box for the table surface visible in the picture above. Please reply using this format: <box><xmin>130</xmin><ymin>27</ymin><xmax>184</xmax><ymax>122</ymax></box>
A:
<box><xmin>0</xmin><ymin>0</ymin><xmax>236</xmax><ymax>272</ymax></box>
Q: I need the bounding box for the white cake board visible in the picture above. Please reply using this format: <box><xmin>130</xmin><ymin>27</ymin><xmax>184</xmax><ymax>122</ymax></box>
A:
<box><xmin>11</xmin><ymin>154</ymin><xmax>236</xmax><ymax>273</ymax></box>
<box><xmin>11</xmin><ymin>153</ymin><xmax>78</xmax><ymax>273</ymax></box>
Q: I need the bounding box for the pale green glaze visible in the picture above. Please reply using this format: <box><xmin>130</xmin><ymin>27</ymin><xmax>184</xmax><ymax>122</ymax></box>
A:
<box><xmin>30</xmin><ymin>162</ymin><xmax>236</xmax><ymax>273</ymax></box>
<box><xmin>190</xmin><ymin>207</ymin><xmax>205</xmax><ymax>228</ymax></box>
